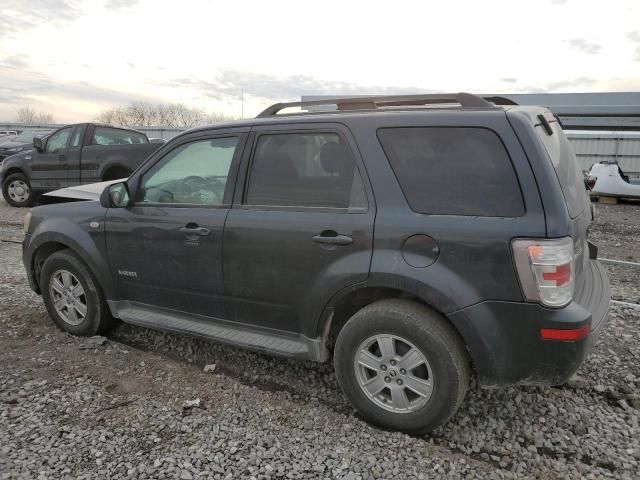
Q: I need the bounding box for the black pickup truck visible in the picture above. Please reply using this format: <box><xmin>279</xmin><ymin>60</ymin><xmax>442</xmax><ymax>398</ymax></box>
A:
<box><xmin>0</xmin><ymin>123</ymin><xmax>162</xmax><ymax>207</ymax></box>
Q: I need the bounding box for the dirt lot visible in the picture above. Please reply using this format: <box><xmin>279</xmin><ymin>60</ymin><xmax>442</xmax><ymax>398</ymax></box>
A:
<box><xmin>1</xmin><ymin>197</ymin><xmax>639</xmax><ymax>480</ymax></box>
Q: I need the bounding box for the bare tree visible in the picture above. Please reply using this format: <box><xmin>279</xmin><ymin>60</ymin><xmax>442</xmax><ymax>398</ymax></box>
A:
<box><xmin>35</xmin><ymin>112</ymin><xmax>54</xmax><ymax>124</ymax></box>
<box><xmin>96</xmin><ymin>102</ymin><xmax>236</xmax><ymax>128</ymax></box>
<box><xmin>15</xmin><ymin>107</ymin><xmax>55</xmax><ymax>124</ymax></box>
<box><xmin>15</xmin><ymin>107</ymin><xmax>37</xmax><ymax>123</ymax></box>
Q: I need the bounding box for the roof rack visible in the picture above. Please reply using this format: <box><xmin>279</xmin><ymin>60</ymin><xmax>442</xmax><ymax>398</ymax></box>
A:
<box><xmin>483</xmin><ymin>96</ymin><xmax>519</xmax><ymax>106</ymax></box>
<box><xmin>257</xmin><ymin>92</ymin><xmax>514</xmax><ymax>118</ymax></box>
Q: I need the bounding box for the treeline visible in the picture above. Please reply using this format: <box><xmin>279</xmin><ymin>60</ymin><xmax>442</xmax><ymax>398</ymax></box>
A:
<box><xmin>95</xmin><ymin>101</ymin><xmax>238</xmax><ymax>128</ymax></box>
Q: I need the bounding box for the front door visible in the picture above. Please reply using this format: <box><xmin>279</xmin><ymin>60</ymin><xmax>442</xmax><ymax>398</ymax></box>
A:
<box><xmin>105</xmin><ymin>132</ymin><xmax>246</xmax><ymax>318</ymax></box>
<box><xmin>30</xmin><ymin>126</ymin><xmax>72</xmax><ymax>190</ymax></box>
<box><xmin>223</xmin><ymin>125</ymin><xmax>376</xmax><ymax>339</ymax></box>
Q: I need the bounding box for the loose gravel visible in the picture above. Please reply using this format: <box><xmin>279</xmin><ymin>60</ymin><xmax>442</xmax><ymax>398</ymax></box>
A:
<box><xmin>1</xmin><ymin>197</ymin><xmax>639</xmax><ymax>479</ymax></box>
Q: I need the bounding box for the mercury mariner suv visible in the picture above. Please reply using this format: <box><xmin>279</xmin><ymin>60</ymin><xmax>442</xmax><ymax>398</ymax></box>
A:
<box><xmin>22</xmin><ymin>94</ymin><xmax>610</xmax><ymax>433</ymax></box>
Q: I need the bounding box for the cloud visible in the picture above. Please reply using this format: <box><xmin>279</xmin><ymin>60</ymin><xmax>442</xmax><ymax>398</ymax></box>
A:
<box><xmin>0</xmin><ymin>56</ymin><xmax>30</xmax><ymax>69</ymax></box>
<box><xmin>500</xmin><ymin>77</ymin><xmax>518</xmax><ymax>83</ymax></box>
<box><xmin>567</xmin><ymin>38</ymin><xmax>602</xmax><ymax>55</ymax></box>
<box><xmin>0</xmin><ymin>65</ymin><xmax>160</xmax><ymax>115</ymax></box>
<box><xmin>545</xmin><ymin>76</ymin><xmax>596</xmax><ymax>90</ymax></box>
<box><xmin>551</xmin><ymin>0</ymin><xmax>568</xmax><ymax>4</ymax></box>
<box><xmin>628</xmin><ymin>31</ymin><xmax>640</xmax><ymax>61</ymax></box>
<box><xmin>156</xmin><ymin>70</ymin><xmax>441</xmax><ymax>103</ymax></box>
<box><xmin>103</xmin><ymin>0</ymin><xmax>139</xmax><ymax>11</ymax></box>
<box><xmin>0</xmin><ymin>0</ymin><xmax>83</xmax><ymax>40</ymax></box>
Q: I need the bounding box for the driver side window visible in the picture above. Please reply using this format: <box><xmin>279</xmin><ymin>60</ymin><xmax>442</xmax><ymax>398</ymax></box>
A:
<box><xmin>45</xmin><ymin>128</ymin><xmax>71</xmax><ymax>153</ymax></box>
<box><xmin>141</xmin><ymin>136</ymin><xmax>238</xmax><ymax>206</ymax></box>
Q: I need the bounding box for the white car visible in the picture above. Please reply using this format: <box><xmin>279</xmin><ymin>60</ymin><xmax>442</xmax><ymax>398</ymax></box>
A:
<box><xmin>588</xmin><ymin>162</ymin><xmax>640</xmax><ymax>199</ymax></box>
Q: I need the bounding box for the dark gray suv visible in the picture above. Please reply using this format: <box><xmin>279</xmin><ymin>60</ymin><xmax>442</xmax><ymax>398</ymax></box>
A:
<box><xmin>22</xmin><ymin>94</ymin><xmax>610</xmax><ymax>433</ymax></box>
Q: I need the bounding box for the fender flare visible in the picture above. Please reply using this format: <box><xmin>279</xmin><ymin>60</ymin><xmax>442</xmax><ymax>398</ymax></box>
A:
<box><xmin>28</xmin><ymin>220</ymin><xmax>116</xmax><ymax>300</ymax></box>
<box><xmin>315</xmin><ymin>271</ymin><xmax>475</xmax><ymax>336</ymax></box>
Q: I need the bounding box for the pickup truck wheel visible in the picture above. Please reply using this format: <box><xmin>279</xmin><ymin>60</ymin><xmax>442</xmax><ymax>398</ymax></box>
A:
<box><xmin>334</xmin><ymin>299</ymin><xmax>470</xmax><ymax>434</ymax></box>
<box><xmin>40</xmin><ymin>250</ymin><xmax>115</xmax><ymax>336</ymax></box>
<box><xmin>2</xmin><ymin>173</ymin><xmax>35</xmax><ymax>207</ymax></box>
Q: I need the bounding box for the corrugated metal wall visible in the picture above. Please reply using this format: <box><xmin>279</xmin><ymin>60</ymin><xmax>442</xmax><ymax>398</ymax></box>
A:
<box><xmin>567</xmin><ymin>132</ymin><xmax>640</xmax><ymax>174</ymax></box>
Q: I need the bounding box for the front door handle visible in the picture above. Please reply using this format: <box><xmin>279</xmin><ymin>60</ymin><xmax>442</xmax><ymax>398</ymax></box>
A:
<box><xmin>180</xmin><ymin>224</ymin><xmax>211</xmax><ymax>236</ymax></box>
<box><xmin>313</xmin><ymin>230</ymin><xmax>353</xmax><ymax>246</ymax></box>
<box><xmin>58</xmin><ymin>154</ymin><xmax>67</xmax><ymax>162</ymax></box>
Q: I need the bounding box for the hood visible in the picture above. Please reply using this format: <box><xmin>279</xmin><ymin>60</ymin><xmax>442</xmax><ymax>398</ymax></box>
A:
<box><xmin>0</xmin><ymin>140</ymin><xmax>30</xmax><ymax>149</ymax></box>
<box><xmin>1</xmin><ymin>150</ymin><xmax>32</xmax><ymax>164</ymax></box>
<box><xmin>42</xmin><ymin>179</ymin><xmax>126</xmax><ymax>201</ymax></box>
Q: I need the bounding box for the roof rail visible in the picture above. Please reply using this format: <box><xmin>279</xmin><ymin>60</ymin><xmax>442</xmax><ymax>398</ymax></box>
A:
<box><xmin>256</xmin><ymin>92</ymin><xmax>496</xmax><ymax>118</ymax></box>
<box><xmin>483</xmin><ymin>96</ymin><xmax>519</xmax><ymax>106</ymax></box>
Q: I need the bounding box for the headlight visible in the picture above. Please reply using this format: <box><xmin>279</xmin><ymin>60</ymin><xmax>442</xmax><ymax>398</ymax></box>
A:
<box><xmin>23</xmin><ymin>211</ymin><xmax>32</xmax><ymax>234</ymax></box>
<box><xmin>8</xmin><ymin>146</ymin><xmax>23</xmax><ymax>153</ymax></box>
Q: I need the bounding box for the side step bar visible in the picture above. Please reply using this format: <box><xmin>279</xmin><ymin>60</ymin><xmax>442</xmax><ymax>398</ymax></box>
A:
<box><xmin>108</xmin><ymin>301</ymin><xmax>327</xmax><ymax>361</ymax></box>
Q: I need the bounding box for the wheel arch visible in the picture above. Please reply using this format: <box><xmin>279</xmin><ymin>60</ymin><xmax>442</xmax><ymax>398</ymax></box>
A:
<box><xmin>28</xmin><ymin>227</ymin><xmax>115</xmax><ymax>300</ymax></box>
<box><xmin>317</xmin><ymin>282</ymin><xmax>473</xmax><ymax>367</ymax></box>
<box><xmin>101</xmin><ymin>163</ymin><xmax>132</xmax><ymax>181</ymax></box>
<box><xmin>3</xmin><ymin>166</ymin><xmax>27</xmax><ymax>179</ymax></box>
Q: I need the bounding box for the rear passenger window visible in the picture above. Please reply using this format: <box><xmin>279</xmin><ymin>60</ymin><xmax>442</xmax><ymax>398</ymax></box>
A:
<box><xmin>377</xmin><ymin>127</ymin><xmax>524</xmax><ymax>216</ymax></box>
<box><xmin>245</xmin><ymin>133</ymin><xmax>367</xmax><ymax>209</ymax></box>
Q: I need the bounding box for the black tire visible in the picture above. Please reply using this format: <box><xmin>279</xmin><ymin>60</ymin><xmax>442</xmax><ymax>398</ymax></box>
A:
<box><xmin>40</xmin><ymin>249</ymin><xmax>115</xmax><ymax>336</ymax></box>
<box><xmin>2</xmin><ymin>172</ymin><xmax>35</xmax><ymax>207</ymax></box>
<box><xmin>334</xmin><ymin>299</ymin><xmax>470</xmax><ymax>434</ymax></box>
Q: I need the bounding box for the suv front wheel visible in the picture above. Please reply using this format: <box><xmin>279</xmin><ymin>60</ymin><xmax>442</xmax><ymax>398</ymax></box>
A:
<box><xmin>40</xmin><ymin>250</ymin><xmax>115</xmax><ymax>336</ymax></box>
<box><xmin>334</xmin><ymin>299</ymin><xmax>470</xmax><ymax>434</ymax></box>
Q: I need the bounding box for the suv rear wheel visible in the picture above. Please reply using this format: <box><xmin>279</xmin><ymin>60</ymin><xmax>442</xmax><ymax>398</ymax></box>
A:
<box><xmin>40</xmin><ymin>250</ymin><xmax>115</xmax><ymax>336</ymax></box>
<box><xmin>334</xmin><ymin>299</ymin><xmax>469</xmax><ymax>434</ymax></box>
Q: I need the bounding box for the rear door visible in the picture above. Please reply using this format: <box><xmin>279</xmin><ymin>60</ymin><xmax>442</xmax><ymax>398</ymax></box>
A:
<box><xmin>30</xmin><ymin>126</ymin><xmax>73</xmax><ymax>190</ymax></box>
<box><xmin>223</xmin><ymin>123</ymin><xmax>375</xmax><ymax>338</ymax></box>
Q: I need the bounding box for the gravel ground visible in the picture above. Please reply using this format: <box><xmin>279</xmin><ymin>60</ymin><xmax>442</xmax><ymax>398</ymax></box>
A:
<box><xmin>1</xmin><ymin>196</ymin><xmax>639</xmax><ymax>479</ymax></box>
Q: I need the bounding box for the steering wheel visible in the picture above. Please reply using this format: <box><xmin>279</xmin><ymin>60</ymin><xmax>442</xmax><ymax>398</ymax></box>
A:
<box><xmin>180</xmin><ymin>176</ymin><xmax>211</xmax><ymax>193</ymax></box>
<box><xmin>179</xmin><ymin>175</ymin><xmax>225</xmax><ymax>204</ymax></box>
<box><xmin>144</xmin><ymin>185</ymin><xmax>174</xmax><ymax>203</ymax></box>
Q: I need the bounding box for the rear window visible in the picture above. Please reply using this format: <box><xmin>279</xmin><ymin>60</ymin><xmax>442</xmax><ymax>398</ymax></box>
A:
<box><xmin>377</xmin><ymin>127</ymin><xmax>524</xmax><ymax>216</ymax></box>
<box><xmin>534</xmin><ymin>118</ymin><xmax>588</xmax><ymax>218</ymax></box>
<box><xmin>93</xmin><ymin>127</ymin><xmax>148</xmax><ymax>145</ymax></box>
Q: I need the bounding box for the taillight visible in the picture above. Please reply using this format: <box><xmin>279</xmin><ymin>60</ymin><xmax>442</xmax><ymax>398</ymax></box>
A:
<box><xmin>512</xmin><ymin>237</ymin><xmax>575</xmax><ymax>307</ymax></box>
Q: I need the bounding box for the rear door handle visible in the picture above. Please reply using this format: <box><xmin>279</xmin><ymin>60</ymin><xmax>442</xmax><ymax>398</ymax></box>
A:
<box><xmin>180</xmin><ymin>224</ymin><xmax>211</xmax><ymax>236</ymax></box>
<box><xmin>313</xmin><ymin>231</ymin><xmax>353</xmax><ymax>246</ymax></box>
<box><xmin>58</xmin><ymin>154</ymin><xmax>67</xmax><ymax>162</ymax></box>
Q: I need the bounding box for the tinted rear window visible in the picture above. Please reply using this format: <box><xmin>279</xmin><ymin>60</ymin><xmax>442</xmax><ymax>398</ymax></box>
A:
<box><xmin>377</xmin><ymin>127</ymin><xmax>524</xmax><ymax>216</ymax></box>
<box><xmin>534</xmin><ymin>119</ymin><xmax>588</xmax><ymax>218</ymax></box>
<box><xmin>245</xmin><ymin>132</ymin><xmax>367</xmax><ymax>209</ymax></box>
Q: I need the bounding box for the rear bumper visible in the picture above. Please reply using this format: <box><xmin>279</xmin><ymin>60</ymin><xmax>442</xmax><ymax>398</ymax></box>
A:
<box><xmin>449</xmin><ymin>259</ymin><xmax>610</xmax><ymax>387</ymax></box>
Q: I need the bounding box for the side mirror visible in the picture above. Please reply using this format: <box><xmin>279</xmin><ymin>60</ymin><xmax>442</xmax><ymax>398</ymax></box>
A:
<box><xmin>100</xmin><ymin>182</ymin><xmax>130</xmax><ymax>208</ymax></box>
<box><xmin>33</xmin><ymin>137</ymin><xmax>45</xmax><ymax>152</ymax></box>
<box><xmin>584</xmin><ymin>174</ymin><xmax>596</xmax><ymax>191</ymax></box>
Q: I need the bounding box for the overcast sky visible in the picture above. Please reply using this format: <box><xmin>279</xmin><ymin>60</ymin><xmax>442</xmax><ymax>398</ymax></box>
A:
<box><xmin>1</xmin><ymin>0</ymin><xmax>639</xmax><ymax>123</ymax></box>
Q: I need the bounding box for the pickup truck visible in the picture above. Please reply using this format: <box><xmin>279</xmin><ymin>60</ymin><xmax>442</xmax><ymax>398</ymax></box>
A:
<box><xmin>0</xmin><ymin>123</ymin><xmax>162</xmax><ymax>207</ymax></box>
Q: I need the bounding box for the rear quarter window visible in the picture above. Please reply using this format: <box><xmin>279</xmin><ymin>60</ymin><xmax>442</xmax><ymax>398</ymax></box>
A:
<box><xmin>534</xmin><ymin>119</ymin><xmax>588</xmax><ymax>218</ymax></box>
<box><xmin>377</xmin><ymin>127</ymin><xmax>524</xmax><ymax>216</ymax></box>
